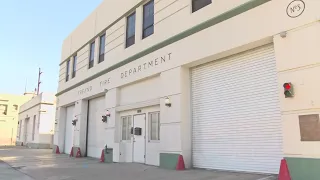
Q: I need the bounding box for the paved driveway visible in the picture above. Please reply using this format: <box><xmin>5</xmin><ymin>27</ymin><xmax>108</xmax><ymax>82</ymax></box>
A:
<box><xmin>0</xmin><ymin>147</ymin><xmax>276</xmax><ymax>180</ymax></box>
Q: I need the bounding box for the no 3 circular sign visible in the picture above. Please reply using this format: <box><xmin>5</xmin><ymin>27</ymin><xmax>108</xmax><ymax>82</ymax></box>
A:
<box><xmin>287</xmin><ymin>0</ymin><xmax>305</xmax><ymax>18</ymax></box>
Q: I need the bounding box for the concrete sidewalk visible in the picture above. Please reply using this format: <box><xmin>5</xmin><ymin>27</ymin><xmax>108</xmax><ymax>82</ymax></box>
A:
<box><xmin>0</xmin><ymin>147</ymin><xmax>276</xmax><ymax>180</ymax></box>
<box><xmin>0</xmin><ymin>160</ymin><xmax>33</xmax><ymax>180</ymax></box>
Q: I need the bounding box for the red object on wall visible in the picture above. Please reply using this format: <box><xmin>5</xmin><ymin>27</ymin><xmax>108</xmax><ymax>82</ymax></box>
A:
<box><xmin>176</xmin><ymin>155</ymin><xmax>185</xmax><ymax>171</ymax></box>
<box><xmin>100</xmin><ymin>149</ymin><xmax>105</xmax><ymax>162</ymax></box>
<box><xmin>55</xmin><ymin>146</ymin><xmax>60</xmax><ymax>154</ymax></box>
<box><xmin>76</xmin><ymin>148</ymin><xmax>81</xmax><ymax>158</ymax></box>
<box><xmin>69</xmin><ymin>147</ymin><xmax>74</xmax><ymax>157</ymax></box>
<box><xmin>278</xmin><ymin>159</ymin><xmax>291</xmax><ymax>180</ymax></box>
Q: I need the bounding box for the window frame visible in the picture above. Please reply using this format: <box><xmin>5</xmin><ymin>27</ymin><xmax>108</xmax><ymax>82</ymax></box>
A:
<box><xmin>72</xmin><ymin>55</ymin><xmax>77</xmax><ymax>78</ymax></box>
<box><xmin>142</xmin><ymin>0</ymin><xmax>154</xmax><ymax>39</ymax></box>
<box><xmin>121</xmin><ymin>115</ymin><xmax>132</xmax><ymax>141</ymax></box>
<box><xmin>89</xmin><ymin>41</ymin><xmax>95</xmax><ymax>69</ymax></box>
<box><xmin>65</xmin><ymin>59</ymin><xmax>70</xmax><ymax>82</ymax></box>
<box><xmin>126</xmin><ymin>12</ymin><xmax>136</xmax><ymax>48</ymax></box>
<box><xmin>148</xmin><ymin>111</ymin><xmax>160</xmax><ymax>142</ymax></box>
<box><xmin>98</xmin><ymin>34</ymin><xmax>106</xmax><ymax>63</ymax></box>
<box><xmin>192</xmin><ymin>0</ymin><xmax>212</xmax><ymax>13</ymax></box>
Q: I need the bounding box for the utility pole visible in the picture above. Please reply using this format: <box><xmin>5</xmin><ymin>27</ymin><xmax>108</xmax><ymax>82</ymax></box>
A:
<box><xmin>37</xmin><ymin>68</ymin><xmax>43</xmax><ymax>95</ymax></box>
<box><xmin>24</xmin><ymin>78</ymin><xmax>27</xmax><ymax>94</ymax></box>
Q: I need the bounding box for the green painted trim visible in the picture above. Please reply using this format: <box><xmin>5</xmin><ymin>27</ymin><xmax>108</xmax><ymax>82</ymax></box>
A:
<box><xmin>56</xmin><ymin>0</ymin><xmax>270</xmax><ymax>96</ymax></box>
<box><xmin>104</xmin><ymin>148</ymin><xmax>113</xmax><ymax>163</ymax></box>
<box><xmin>285</xmin><ymin>157</ymin><xmax>320</xmax><ymax>180</ymax></box>
<box><xmin>160</xmin><ymin>153</ymin><xmax>180</xmax><ymax>170</ymax></box>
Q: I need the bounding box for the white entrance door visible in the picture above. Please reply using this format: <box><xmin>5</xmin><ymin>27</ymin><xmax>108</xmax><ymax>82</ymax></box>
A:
<box><xmin>87</xmin><ymin>96</ymin><xmax>105</xmax><ymax>158</ymax></box>
<box><xmin>191</xmin><ymin>45</ymin><xmax>282</xmax><ymax>173</ymax></box>
<box><xmin>64</xmin><ymin>105</ymin><xmax>74</xmax><ymax>154</ymax></box>
<box><xmin>133</xmin><ymin>114</ymin><xmax>146</xmax><ymax>163</ymax></box>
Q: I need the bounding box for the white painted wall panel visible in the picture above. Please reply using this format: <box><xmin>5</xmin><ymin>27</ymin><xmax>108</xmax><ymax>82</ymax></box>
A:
<box><xmin>191</xmin><ymin>45</ymin><xmax>282</xmax><ymax>173</ymax></box>
<box><xmin>160</xmin><ymin>123</ymin><xmax>181</xmax><ymax>152</ymax></box>
<box><xmin>119</xmin><ymin>76</ymin><xmax>161</xmax><ymax>106</ymax></box>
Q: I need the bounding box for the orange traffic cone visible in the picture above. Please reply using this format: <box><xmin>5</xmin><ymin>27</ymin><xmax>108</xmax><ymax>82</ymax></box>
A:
<box><xmin>278</xmin><ymin>159</ymin><xmax>291</xmax><ymax>180</ymax></box>
<box><xmin>76</xmin><ymin>148</ymin><xmax>81</xmax><ymax>158</ymax></box>
<box><xmin>176</xmin><ymin>155</ymin><xmax>185</xmax><ymax>170</ymax></box>
<box><xmin>100</xmin><ymin>149</ymin><xmax>105</xmax><ymax>162</ymax></box>
<box><xmin>69</xmin><ymin>147</ymin><xmax>74</xmax><ymax>157</ymax></box>
<box><xmin>55</xmin><ymin>146</ymin><xmax>60</xmax><ymax>154</ymax></box>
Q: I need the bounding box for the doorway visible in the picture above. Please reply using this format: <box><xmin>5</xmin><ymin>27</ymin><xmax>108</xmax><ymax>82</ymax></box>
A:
<box><xmin>24</xmin><ymin>118</ymin><xmax>29</xmax><ymax>145</ymax></box>
<box><xmin>133</xmin><ymin>114</ymin><xmax>146</xmax><ymax>163</ymax></box>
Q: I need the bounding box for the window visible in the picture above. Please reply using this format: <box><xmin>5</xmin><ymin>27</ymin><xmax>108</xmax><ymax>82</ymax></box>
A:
<box><xmin>66</xmin><ymin>59</ymin><xmax>70</xmax><ymax>82</ymax></box>
<box><xmin>126</xmin><ymin>12</ymin><xmax>136</xmax><ymax>48</ymax></box>
<box><xmin>32</xmin><ymin>115</ymin><xmax>36</xmax><ymax>141</ymax></box>
<box><xmin>192</xmin><ymin>0</ymin><xmax>212</xmax><ymax>12</ymax></box>
<box><xmin>13</xmin><ymin>105</ymin><xmax>18</xmax><ymax>111</ymax></box>
<box><xmin>0</xmin><ymin>104</ymin><xmax>8</xmax><ymax>115</ymax></box>
<box><xmin>89</xmin><ymin>42</ymin><xmax>95</xmax><ymax>68</ymax></box>
<box><xmin>121</xmin><ymin>116</ymin><xmax>132</xmax><ymax>141</ymax></box>
<box><xmin>149</xmin><ymin>112</ymin><xmax>160</xmax><ymax>141</ymax></box>
<box><xmin>143</xmin><ymin>0</ymin><xmax>154</xmax><ymax>39</ymax></box>
<box><xmin>99</xmin><ymin>34</ymin><xmax>106</xmax><ymax>63</ymax></box>
<box><xmin>72</xmin><ymin>55</ymin><xmax>77</xmax><ymax>78</ymax></box>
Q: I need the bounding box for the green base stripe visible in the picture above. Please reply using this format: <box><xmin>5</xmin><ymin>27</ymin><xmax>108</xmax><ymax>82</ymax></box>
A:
<box><xmin>160</xmin><ymin>153</ymin><xmax>180</xmax><ymax>170</ymax></box>
<box><xmin>104</xmin><ymin>148</ymin><xmax>113</xmax><ymax>163</ymax></box>
<box><xmin>286</xmin><ymin>157</ymin><xmax>320</xmax><ymax>180</ymax></box>
<box><xmin>56</xmin><ymin>0</ymin><xmax>271</xmax><ymax>96</ymax></box>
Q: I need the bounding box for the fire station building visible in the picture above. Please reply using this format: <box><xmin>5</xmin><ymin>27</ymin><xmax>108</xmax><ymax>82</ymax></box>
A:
<box><xmin>54</xmin><ymin>0</ymin><xmax>320</xmax><ymax>178</ymax></box>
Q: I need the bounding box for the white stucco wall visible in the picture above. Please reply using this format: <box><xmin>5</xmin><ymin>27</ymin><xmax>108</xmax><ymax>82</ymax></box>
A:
<box><xmin>54</xmin><ymin>0</ymin><xmax>320</xmax><ymax>168</ymax></box>
<box><xmin>18</xmin><ymin>105</ymin><xmax>39</xmax><ymax>144</ymax></box>
<box><xmin>17</xmin><ymin>93</ymin><xmax>56</xmax><ymax>146</ymax></box>
<box><xmin>275</xmin><ymin>22</ymin><xmax>320</xmax><ymax>159</ymax></box>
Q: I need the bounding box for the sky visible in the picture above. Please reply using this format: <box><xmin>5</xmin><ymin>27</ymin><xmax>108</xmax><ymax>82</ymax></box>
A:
<box><xmin>0</xmin><ymin>0</ymin><xmax>103</xmax><ymax>95</ymax></box>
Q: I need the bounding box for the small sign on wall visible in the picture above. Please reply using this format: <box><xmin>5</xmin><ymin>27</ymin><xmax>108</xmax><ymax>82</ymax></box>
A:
<box><xmin>299</xmin><ymin>114</ymin><xmax>320</xmax><ymax>141</ymax></box>
<box><xmin>287</xmin><ymin>0</ymin><xmax>305</xmax><ymax>18</ymax></box>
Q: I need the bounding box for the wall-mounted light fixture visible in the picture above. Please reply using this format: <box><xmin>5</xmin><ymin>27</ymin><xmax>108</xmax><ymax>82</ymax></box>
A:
<box><xmin>280</xmin><ymin>31</ymin><xmax>287</xmax><ymax>38</ymax></box>
<box><xmin>72</xmin><ymin>115</ymin><xmax>78</xmax><ymax>126</ymax></box>
<box><xmin>72</xmin><ymin>119</ymin><xmax>77</xmax><ymax>126</ymax></box>
<box><xmin>165</xmin><ymin>97</ymin><xmax>171</xmax><ymax>107</ymax></box>
<box><xmin>106</xmin><ymin>110</ymin><xmax>111</xmax><ymax>117</ymax></box>
<box><xmin>102</xmin><ymin>110</ymin><xmax>111</xmax><ymax>123</ymax></box>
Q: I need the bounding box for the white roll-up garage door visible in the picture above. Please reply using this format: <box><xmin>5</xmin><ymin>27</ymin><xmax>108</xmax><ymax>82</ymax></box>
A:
<box><xmin>87</xmin><ymin>96</ymin><xmax>106</xmax><ymax>158</ymax></box>
<box><xmin>64</xmin><ymin>105</ymin><xmax>75</xmax><ymax>154</ymax></box>
<box><xmin>191</xmin><ymin>45</ymin><xmax>282</xmax><ymax>173</ymax></box>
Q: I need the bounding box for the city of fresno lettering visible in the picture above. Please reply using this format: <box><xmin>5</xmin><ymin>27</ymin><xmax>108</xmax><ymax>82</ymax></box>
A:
<box><xmin>121</xmin><ymin>53</ymin><xmax>172</xmax><ymax>79</ymax></box>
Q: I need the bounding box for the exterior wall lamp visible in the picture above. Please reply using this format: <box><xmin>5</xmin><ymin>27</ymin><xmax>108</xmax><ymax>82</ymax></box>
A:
<box><xmin>165</xmin><ymin>97</ymin><xmax>171</xmax><ymax>107</ymax></box>
<box><xmin>102</xmin><ymin>110</ymin><xmax>111</xmax><ymax>123</ymax></box>
<box><xmin>72</xmin><ymin>115</ymin><xmax>78</xmax><ymax>126</ymax></box>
